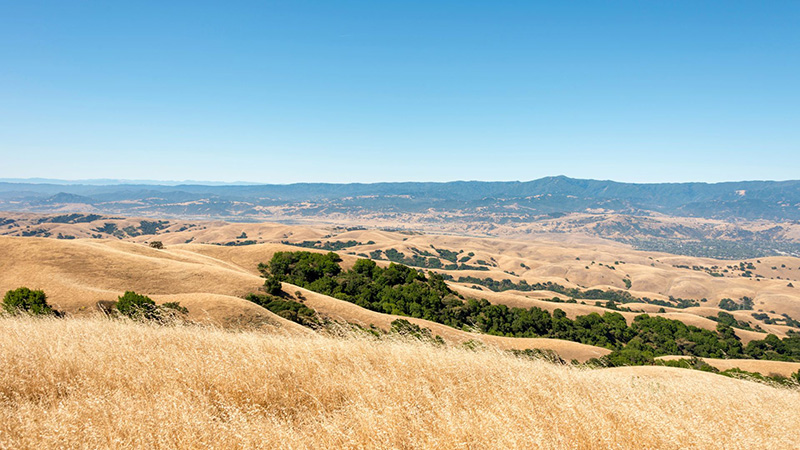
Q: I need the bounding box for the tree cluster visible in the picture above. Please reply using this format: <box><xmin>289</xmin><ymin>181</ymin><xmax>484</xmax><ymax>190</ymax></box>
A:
<box><xmin>257</xmin><ymin>251</ymin><xmax>800</xmax><ymax>363</ymax></box>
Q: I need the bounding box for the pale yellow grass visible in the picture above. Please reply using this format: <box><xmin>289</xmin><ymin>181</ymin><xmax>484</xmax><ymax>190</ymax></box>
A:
<box><xmin>1</xmin><ymin>317</ymin><xmax>799</xmax><ymax>449</ymax></box>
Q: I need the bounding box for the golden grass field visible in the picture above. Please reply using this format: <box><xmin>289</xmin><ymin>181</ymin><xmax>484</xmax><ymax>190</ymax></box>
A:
<box><xmin>1</xmin><ymin>316</ymin><xmax>799</xmax><ymax>450</ymax></box>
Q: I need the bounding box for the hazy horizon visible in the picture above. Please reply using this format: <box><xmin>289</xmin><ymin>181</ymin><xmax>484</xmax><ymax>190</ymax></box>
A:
<box><xmin>2</xmin><ymin>174</ymin><xmax>800</xmax><ymax>187</ymax></box>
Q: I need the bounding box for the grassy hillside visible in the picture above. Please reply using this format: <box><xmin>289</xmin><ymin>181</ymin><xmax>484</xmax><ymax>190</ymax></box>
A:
<box><xmin>4</xmin><ymin>234</ymin><xmax>800</xmax><ymax>365</ymax></box>
<box><xmin>1</xmin><ymin>316</ymin><xmax>799</xmax><ymax>449</ymax></box>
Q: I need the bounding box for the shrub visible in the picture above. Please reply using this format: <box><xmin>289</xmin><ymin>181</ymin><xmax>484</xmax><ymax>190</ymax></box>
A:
<box><xmin>116</xmin><ymin>291</ymin><xmax>160</xmax><ymax>320</ymax></box>
<box><xmin>2</xmin><ymin>287</ymin><xmax>57</xmax><ymax>316</ymax></box>
<box><xmin>149</xmin><ymin>241</ymin><xmax>164</xmax><ymax>249</ymax></box>
<box><xmin>245</xmin><ymin>294</ymin><xmax>320</xmax><ymax>327</ymax></box>
<box><xmin>115</xmin><ymin>291</ymin><xmax>187</xmax><ymax>322</ymax></box>
<box><xmin>161</xmin><ymin>302</ymin><xmax>189</xmax><ymax>315</ymax></box>
<box><xmin>719</xmin><ymin>297</ymin><xmax>754</xmax><ymax>311</ymax></box>
<box><xmin>390</xmin><ymin>319</ymin><xmax>444</xmax><ymax>345</ymax></box>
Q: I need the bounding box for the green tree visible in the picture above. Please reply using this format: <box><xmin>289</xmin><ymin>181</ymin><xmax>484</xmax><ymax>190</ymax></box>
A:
<box><xmin>2</xmin><ymin>287</ymin><xmax>56</xmax><ymax>315</ymax></box>
<box><xmin>264</xmin><ymin>276</ymin><xmax>283</xmax><ymax>296</ymax></box>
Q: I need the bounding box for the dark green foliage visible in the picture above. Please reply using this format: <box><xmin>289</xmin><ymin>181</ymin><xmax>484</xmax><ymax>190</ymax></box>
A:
<box><xmin>457</xmin><ymin>276</ymin><xmax>699</xmax><ymax>308</ymax></box>
<box><xmin>458</xmin><ymin>264</ymin><xmax>490</xmax><ymax>271</ymax></box>
<box><xmin>390</xmin><ymin>319</ymin><xmax>444</xmax><ymax>345</ymax></box>
<box><xmin>603</xmin><ymin>347</ymin><xmax>655</xmax><ymax>367</ymax></box>
<box><xmin>426</xmin><ymin>257</ymin><xmax>442</xmax><ymax>269</ymax></box>
<box><xmin>743</xmin><ymin>334</ymin><xmax>800</xmax><ymax>361</ymax></box>
<box><xmin>221</xmin><ymin>240</ymin><xmax>258</xmax><ymax>246</ymax></box>
<box><xmin>622</xmin><ymin>278</ymin><xmax>632</xmax><ymax>289</ymax></box>
<box><xmin>718</xmin><ymin>298</ymin><xmax>737</xmax><ymax>310</ymax></box>
<box><xmin>367</xmin><ymin>247</ymin><xmax>486</xmax><ymax>271</ymax></box>
<box><xmin>283</xmin><ymin>240</ymin><xmax>363</xmax><ymax>251</ymax></box>
<box><xmin>751</xmin><ymin>312</ymin><xmax>772</xmax><ymax>323</ymax></box>
<box><xmin>2</xmin><ymin>287</ymin><xmax>57</xmax><ymax>316</ymax></box>
<box><xmin>263</xmin><ymin>252</ymin><xmax>454</xmax><ymax>321</ymax></box>
<box><xmin>719</xmin><ymin>297</ymin><xmax>754</xmax><ymax>311</ymax></box>
<box><xmin>245</xmin><ymin>293</ymin><xmax>320</xmax><ymax>327</ymax></box>
<box><xmin>21</xmin><ymin>228</ymin><xmax>52</xmax><ymax>237</ymax></box>
<box><xmin>116</xmin><ymin>291</ymin><xmax>160</xmax><ymax>320</ymax></box>
<box><xmin>115</xmin><ymin>291</ymin><xmax>187</xmax><ymax>322</ymax></box>
<box><xmin>263</xmin><ymin>276</ymin><xmax>283</xmax><ymax>296</ymax></box>
<box><xmin>149</xmin><ymin>241</ymin><xmax>164</xmax><ymax>249</ymax></box>
<box><xmin>138</xmin><ymin>220</ymin><xmax>170</xmax><ymax>235</ymax></box>
<box><xmin>509</xmin><ymin>348</ymin><xmax>566</xmax><ymax>364</ymax></box>
<box><xmin>257</xmin><ymin>251</ymin><xmax>800</xmax><ymax>363</ymax></box>
<box><xmin>655</xmin><ymin>356</ymin><xmax>720</xmax><ymax>373</ymax></box>
<box><xmin>38</xmin><ymin>213</ymin><xmax>103</xmax><ymax>224</ymax></box>
<box><xmin>161</xmin><ymin>302</ymin><xmax>189</xmax><ymax>315</ymax></box>
<box><xmin>433</xmin><ymin>247</ymin><xmax>460</xmax><ymax>263</ymax></box>
<box><xmin>708</xmin><ymin>311</ymin><xmax>755</xmax><ymax>331</ymax></box>
<box><xmin>260</xmin><ymin>251</ymin><xmax>343</xmax><ymax>288</ymax></box>
<box><xmin>94</xmin><ymin>222</ymin><xmax>118</xmax><ymax>235</ymax></box>
<box><xmin>780</xmin><ymin>314</ymin><xmax>800</xmax><ymax>328</ymax></box>
<box><xmin>626</xmin><ymin>315</ymin><xmax>744</xmax><ymax>358</ymax></box>
<box><xmin>716</xmin><ymin>368</ymin><xmax>798</xmax><ymax>386</ymax></box>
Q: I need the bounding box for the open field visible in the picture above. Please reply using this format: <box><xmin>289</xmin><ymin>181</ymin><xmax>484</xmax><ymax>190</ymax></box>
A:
<box><xmin>1</xmin><ymin>316</ymin><xmax>799</xmax><ymax>450</ymax></box>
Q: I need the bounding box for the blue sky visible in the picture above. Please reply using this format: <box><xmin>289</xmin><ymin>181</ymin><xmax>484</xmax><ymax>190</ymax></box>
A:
<box><xmin>1</xmin><ymin>1</ymin><xmax>798</xmax><ymax>184</ymax></box>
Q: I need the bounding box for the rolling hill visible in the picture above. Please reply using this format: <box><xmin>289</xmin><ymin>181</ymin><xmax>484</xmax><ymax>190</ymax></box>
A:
<box><xmin>3</xmin><ymin>177</ymin><xmax>800</xmax><ymax>258</ymax></box>
<box><xmin>3</xmin><ymin>214</ymin><xmax>800</xmax><ymax>371</ymax></box>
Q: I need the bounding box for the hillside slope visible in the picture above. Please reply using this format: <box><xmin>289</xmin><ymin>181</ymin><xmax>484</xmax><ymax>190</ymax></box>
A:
<box><xmin>1</xmin><ymin>316</ymin><xmax>798</xmax><ymax>449</ymax></box>
<box><xmin>5</xmin><ymin>234</ymin><xmax>800</xmax><ymax>362</ymax></box>
<box><xmin>0</xmin><ymin>236</ymin><xmax>305</xmax><ymax>332</ymax></box>
<box><xmin>0</xmin><ymin>236</ymin><xmax>610</xmax><ymax>361</ymax></box>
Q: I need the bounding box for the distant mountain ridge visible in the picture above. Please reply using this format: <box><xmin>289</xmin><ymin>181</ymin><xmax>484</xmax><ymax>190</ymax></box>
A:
<box><xmin>1</xmin><ymin>176</ymin><xmax>799</xmax><ymax>221</ymax></box>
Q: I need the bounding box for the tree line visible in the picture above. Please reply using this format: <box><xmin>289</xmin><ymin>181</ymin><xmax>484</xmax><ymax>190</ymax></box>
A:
<box><xmin>257</xmin><ymin>251</ymin><xmax>800</xmax><ymax>365</ymax></box>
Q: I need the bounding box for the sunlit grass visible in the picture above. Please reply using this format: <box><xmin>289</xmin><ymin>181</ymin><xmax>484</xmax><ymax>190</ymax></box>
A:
<box><xmin>1</xmin><ymin>316</ymin><xmax>798</xmax><ymax>449</ymax></box>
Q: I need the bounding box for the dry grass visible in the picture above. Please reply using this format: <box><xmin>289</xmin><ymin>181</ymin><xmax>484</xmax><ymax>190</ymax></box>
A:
<box><xmin>1</xmin><ymin>317</ymin><xmax>799</xmax><ymax>449</ymax></box>
<box><xmin>4</xmin><ymin>232</ymin><xmax>800</xmax><ymax>345</ymax></box>
<box><xmin>657</xmin><ymin>355</ymin><xmax>800</xmax><ymax>378</ymax></box>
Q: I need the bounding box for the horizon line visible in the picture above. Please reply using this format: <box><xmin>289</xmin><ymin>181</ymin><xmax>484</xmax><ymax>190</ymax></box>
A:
<box><xmin>1</xmin><ymin>175</ymin><xmax>799</xmax><ymax>187</ymax></box>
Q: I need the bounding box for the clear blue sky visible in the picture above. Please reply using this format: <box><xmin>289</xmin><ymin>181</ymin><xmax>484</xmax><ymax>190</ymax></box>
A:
<box><xmin>1</xmin><ymin>1</ymin><xmax>798</xmax><ymax>184</ymax></box>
